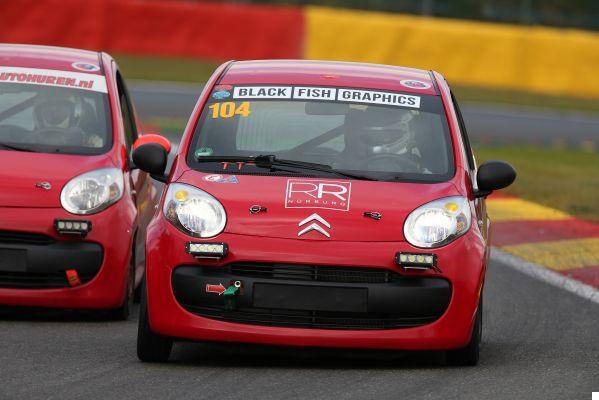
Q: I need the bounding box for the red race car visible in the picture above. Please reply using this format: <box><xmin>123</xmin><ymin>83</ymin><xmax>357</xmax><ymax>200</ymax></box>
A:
<box><xmin>0</xmin><ymin>44</ymin><xmax>157</xmax><ymax>319</ymax></box>
<box><xmin>133</xmin><ymin>60</ymin><xmax>516</xmax><ymax>365</ymax></box>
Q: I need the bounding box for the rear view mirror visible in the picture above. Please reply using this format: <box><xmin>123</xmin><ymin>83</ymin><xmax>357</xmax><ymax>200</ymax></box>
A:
<box><xmin>475</xmin><ymin>160</ymin><xmax>516</xmax><ymax>197</ymax></box>
<box><xmin>132</xmin><ymin>134</ymin><xmax>171</xmax><ymax>182</ymax></box>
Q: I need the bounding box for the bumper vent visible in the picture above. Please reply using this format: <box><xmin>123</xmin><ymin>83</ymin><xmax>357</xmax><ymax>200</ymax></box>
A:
<box><xmin>229</xmin><ymin>263</ymin><xmax>403</xmax><ymax>284</ymax></box>
<box><xmin>0</xmin><ymin>230</ymin><xmax>55</xmax><ymax>245</ymax></box>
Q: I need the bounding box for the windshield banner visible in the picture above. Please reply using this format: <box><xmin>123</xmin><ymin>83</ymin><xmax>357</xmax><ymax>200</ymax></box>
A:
<box><xmin>0</xmin><ymin>67</ymin><xmax>108</xmax><ymax>93</ymax></box>
<box><xmin>230</xmin><ymin>85</ymin><xmax>420</xmax><ymax>108</ymax></box>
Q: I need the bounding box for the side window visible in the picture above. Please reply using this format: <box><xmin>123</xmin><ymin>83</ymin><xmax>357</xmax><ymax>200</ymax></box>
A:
<box><xmin>116</xmin><ymin>72</ymin><xmax>137</xmax><ymax>150</ymax></box>
<box><xmin>450</xmin><ymin>91</ymin><xmax>476</xmax><ymax>171</ymax></box>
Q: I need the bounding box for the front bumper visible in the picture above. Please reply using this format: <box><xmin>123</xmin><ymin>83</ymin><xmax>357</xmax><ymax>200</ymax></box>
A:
<box><xmin>0</xmin><ymin>202</ymin><xmax>135</xmax><ymax>309</ymax></box>
<box><xmin>146</xmin><ymin>218</ymin><xmax>487</xmax><ymax>350</ymax></box>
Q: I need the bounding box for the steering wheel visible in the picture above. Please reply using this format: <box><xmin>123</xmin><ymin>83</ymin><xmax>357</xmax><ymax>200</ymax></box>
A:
<box><xmin>0</xmin><ymin>125</ymin><xmax>29</xmax><ymax>141</ymax></box>
<box><xmin>27</xmin><ymin>127</ymin><xmax>84</xmax><ymax>147</ymax></box>
<box><xmin>362</xmin><ymin>153</ymin><xmax>421</xmax><ymax>173</ymax></box>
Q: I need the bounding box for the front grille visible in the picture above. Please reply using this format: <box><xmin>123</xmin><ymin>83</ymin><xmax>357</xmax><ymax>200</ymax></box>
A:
<box><xmin>0</xmin><ymin>230</ymin><xmax>55</xmax><ymax>245</ymax></box>
<box><xmin>229</xmin><ymin>262</ymin><xmax>402</xmax><ymax>284</ymax></box>
<box><xmin>179</xmin><ymin>305</ymin><xmax>439</xmax><ymax>330</ymax></box>
<box><xmin>0</xmin><ymin>271</ymin><xmax>96</xmax><ymax>289</ymax></box>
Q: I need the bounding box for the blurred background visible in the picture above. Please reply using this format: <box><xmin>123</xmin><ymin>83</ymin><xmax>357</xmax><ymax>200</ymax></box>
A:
<box><xmin>0</xmin><ymin>0</ymin><xmax>598</xmax><ymax>221</ymax></box>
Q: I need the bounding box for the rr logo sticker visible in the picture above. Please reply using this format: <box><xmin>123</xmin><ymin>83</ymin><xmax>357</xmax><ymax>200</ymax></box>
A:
<box><xmin>285</xmin><ymin>179</ymin><xmax>351</xmax><ymax>211</ymax></box>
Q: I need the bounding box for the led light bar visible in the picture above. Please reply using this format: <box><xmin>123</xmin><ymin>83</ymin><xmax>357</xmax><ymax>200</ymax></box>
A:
<box><xmin>395</xmin><ymin>252</ymin><xmax>439</xmax><ymax>271</ymax></box>
<box><xmin>54</xmin><ymin>219</ymin><xmax>92</xmax><ymax>237</ymax></box>
<box><xmin>185</xmin><ymin>242</ymin><xmax>228</xmax><ymax>259</ymax></box>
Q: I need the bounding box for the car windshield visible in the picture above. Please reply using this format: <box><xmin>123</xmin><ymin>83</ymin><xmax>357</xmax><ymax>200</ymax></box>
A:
<box><xmin>0</xmin><ymin>82</ymin><xmax>112</xmax><ymax>155</ymax></box>
<box><xmin>187</xmin><ymin>85</ymin><xmax>454</xmax><ymax>182</ymax></box>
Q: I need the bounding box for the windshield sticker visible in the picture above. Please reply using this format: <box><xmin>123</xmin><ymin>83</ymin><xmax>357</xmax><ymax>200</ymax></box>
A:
<box><xmin>293</xmin><ymin>86</ymin><xmax>337</xmax><ymax>101</ymax></box>
<box><xmin>0</xmin><ymin>67</ymin><xmax>108</xmax><ymax>93</ymax></box>
<box><xmin>203</xmin><ymin>174</ymin><xmax>239</xmax><ymax>184</ymax></box>
<box><xmin>337</xmin><ymin>88</ymin><xmax>420</xmax><ymax>108</ymax></box>
<box><xmin>400</xmin><ymin>79</ymin><xmax>432</xmax><ymax>90</ymax></box>
<box><xmin>233</xmin><ymin>86</ymin><xmax>292</xmax><ymax>99</ymax></box>
<box><xmin>71</xmin><ymin>62</ymin><xmax>101</xmax><ymax>72</ymax></box>
<box><xmin>285</xmin><ymin>179</ymin><xmax>351</xmax><ymax>212</ymax></box>
<box><xmin>222</xmin><ymin>85</ymin><xmax>421</xmax><ymax>109</ymax></box>
<box><xmin>209</xmin><ymin>101</ymin><xmax>251</xmax><ymax>119</ymax></box>
<box><xmin>195</xmin><ymin>147</ymin><xmax>213</xmax><ymax>157</ymax></box>
<box><xmin>212</xmin><ymin>89</ymin><xmax>231</xmax><ymax>99</ymax></box>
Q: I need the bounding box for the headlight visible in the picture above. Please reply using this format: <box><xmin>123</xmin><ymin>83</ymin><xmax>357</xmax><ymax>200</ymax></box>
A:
<box><xmin>61</xmin><ymin>168</ymin><xmax>124</xmax><ymax>215</ymax></box>
<box><xmin>404</xmin><ymin>196</ymin><xmax>471</xmax><ymax>248</ymax></box>
<box><xmin>163</xmin><ymin>183</ymin><xmax>226</xmax><ymax>237</ymax></box>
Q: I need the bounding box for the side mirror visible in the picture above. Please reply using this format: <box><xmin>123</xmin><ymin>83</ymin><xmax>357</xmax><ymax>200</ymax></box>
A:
<box><xmin>132</xmin><ymin>134</ymin><xmax>172</xmax><ymax>182</ymax></box>
<box><xmin>475</xmin><ymin>160</ymin><xmax>516</xmax><ymax>198</ymax></box>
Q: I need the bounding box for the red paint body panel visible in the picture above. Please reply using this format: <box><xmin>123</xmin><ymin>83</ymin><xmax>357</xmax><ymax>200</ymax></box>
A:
<box><xmin>220</xmin><ymin>60</ymin><xmax>438</xmax><ymax>95</ymax></box>
<box><xmin>146</xmin><ymin>219</ymin><xmax>486</xmax><ymax>350</ymax></box>
<box><xmin>179</xmin><ymin>171</ymin><xmax>462</xmax><ymax>242</ymax></box>
<box><xmin>0</xmin><ymin>45</ymin><xmax>153</xmax><ymax>309</ymax></box>
<box><xmin>0</xmin><ymin>44</ymin><xmax>103</xmax><ymax>74</ymax></box>
<box><xmin>0</xmin><ymin>202</ymin><xmax>134</xmax><ymax>308</ymax></box>
<box><xmin>148</xmin><ymin>60</ymin><xmax>487</xmax><ymax>350</ymax></box>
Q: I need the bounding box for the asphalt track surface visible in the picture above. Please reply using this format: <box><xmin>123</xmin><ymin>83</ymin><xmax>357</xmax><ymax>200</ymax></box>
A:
<box><xmin>1</xmin><ymin>257</ymin><xmax>598</xmax><ymax>399</ymax></box>
<box><xmin>1</xmin><ymin>82</ymin><xmax>598</xmax><ymax>399</ymax></box>
<box><xmin>129</xmin><ymin>81</ymin><xmax>599</xmax><ymax>146</ymax></box>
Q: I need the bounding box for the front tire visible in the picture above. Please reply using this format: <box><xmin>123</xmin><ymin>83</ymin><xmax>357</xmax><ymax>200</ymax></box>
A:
<box><xmin>107</xmin><ymin>258</ymin><xmax>135</xmax><ymax>320</ymax></box>
<box><xmin>446</xmin><ymin>295</ymin><xmax>482</xmax><ymax>366</ymax></box>
<box><xmin>137</xmin><ymin>279</ymin><xmax>173</xmax><ymax>362</ymax></box>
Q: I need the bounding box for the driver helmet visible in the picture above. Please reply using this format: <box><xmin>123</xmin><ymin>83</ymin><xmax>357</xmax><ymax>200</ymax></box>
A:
<box><xmin>353</xmin><ymin>106</ymin><xmax>416</xmax><ymax>155</ymax></box>
<box><xmin>33</xmin><ymin>89</ymin><xmax>82</xmax><ymax>129</ymax></box>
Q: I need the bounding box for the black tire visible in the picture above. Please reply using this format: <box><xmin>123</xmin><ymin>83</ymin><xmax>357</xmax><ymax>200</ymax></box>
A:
<box><xmin>107</xmin><ymin>258</ymin><xmax>135</xmax><ymax>321</ymax></box>
<box><xmin>137</xmin><ymin>279</ymin><xmax>173</xmax><ymax>362</ymax></box>
<box><xmin>446</xmin><ymin>295</ymin><xmax>482</xmax><ymax>367</ymax></box>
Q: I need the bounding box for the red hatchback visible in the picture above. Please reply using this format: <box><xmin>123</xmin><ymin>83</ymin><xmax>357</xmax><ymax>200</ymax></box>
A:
<box><xmin>133</xmin><ymin>60</ymin><xmax>516</xmax><ymax>365</ymax></box>
<box><xmin>0</xmin><ymin>44</ymin><xmax>156</xmax><ymax>319</ymax></box>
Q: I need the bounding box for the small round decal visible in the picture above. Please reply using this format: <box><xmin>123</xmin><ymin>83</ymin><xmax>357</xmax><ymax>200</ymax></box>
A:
<box><xmin>203</xmin><ymin>174</ymin><xmax>225</xmax><ymax>182</ymax></box>
<box><xmin>212</xmin><ymin>90</ymin><xmax>231</xmax><ymax>100</ymax></box>
<box><xmin>72</xmin><ymin>62</ymin><xmax>100</xmax><ymax>72</ymax></box>
<box><xmin>400</xmin><ymin>79</ymin><xmax>431</xmax><ymax>90</ymax></box>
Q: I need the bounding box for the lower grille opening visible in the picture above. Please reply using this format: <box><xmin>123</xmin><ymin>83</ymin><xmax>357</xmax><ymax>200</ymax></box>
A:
<box><xmin>229</xmin><ymin>262</ymin><xmax>403</xmax><ymax>284</ymax></box>
<box><xmin>179</xmin><ymin>304</ymin><xmax>440</xmax><ymax>330</ymax></box>
<box><xmin>0</xmin><ymin>230</ymin><xmax>55</xmax><ymax>245</ymax></box>
<box><xmin>0</xmin><ymin>271</ymin><xmax>96</xmax><ymax>289</ymax></box>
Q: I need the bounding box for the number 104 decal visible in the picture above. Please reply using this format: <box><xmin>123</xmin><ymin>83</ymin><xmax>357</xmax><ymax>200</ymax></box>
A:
<box><xmin>209</xmin><ymin>101</ymin><xmax>251</xmax><ymax>119</ymax></box>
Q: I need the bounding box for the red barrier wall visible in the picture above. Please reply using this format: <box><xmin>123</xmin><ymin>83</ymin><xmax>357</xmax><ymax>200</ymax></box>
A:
<box><xmin>0</xmin><ymin>0</ymin><xmax>304</xmax><ymax>60</ymax></box>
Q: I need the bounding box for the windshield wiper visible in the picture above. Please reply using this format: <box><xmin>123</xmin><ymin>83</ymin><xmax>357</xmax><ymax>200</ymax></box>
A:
<box><xmin>0</xmin><ymin>143</ymin><xmax>36</xmax><ymax>153</ymax></box>
<box><xmin>254</xmin><ymin>155</ymin><xmax>377</xmax><ymax>181</ymax></box>
<box><xmin>195</xmin><ymin>155</ymin><xmax>376</xmax><ymax>181</ymax></box>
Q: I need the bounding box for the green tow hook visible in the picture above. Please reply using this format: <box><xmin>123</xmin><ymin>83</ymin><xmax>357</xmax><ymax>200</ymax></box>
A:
<box><xmin>223</xmin><ymin>280</ymin><xmax>241</xmax><ymax>311</ymax></box>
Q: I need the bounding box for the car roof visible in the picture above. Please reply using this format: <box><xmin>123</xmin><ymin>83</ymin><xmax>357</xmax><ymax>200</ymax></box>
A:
<box><xmin>0</xmin><ymin>44</ymin><xmax>103</xmax><ymax>75</ymax></box>
<box><xmin>220</xmin><ymin>60</ymin><xmax>438</xmax><ymax>95</ymax></box>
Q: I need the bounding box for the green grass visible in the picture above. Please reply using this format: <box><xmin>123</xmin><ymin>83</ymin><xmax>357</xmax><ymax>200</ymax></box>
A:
<box><xmin>474</xmin><ymin>145</ymin><xmax>599</xmax><ymax>222</ymax></box>
<box><xmin>453</xmin><ymin>85</ymin><xmax>599</xmax><ymax>114</ymax></box>
<box><xmin>115</xmin><ymin>53</ymin><xmax>599</xmax><ymax>113</ymax></box>
<box><xmin>115</xmin><ymin>54</ymin><xmax>219</xmax><ymax>83</ymax></box>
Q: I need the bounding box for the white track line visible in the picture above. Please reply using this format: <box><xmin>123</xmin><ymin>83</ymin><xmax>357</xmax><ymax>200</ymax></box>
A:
<box><xmin>491</xmin><ymin>247</ymin><xmax>599</xmax><ymax>305</ymax></box>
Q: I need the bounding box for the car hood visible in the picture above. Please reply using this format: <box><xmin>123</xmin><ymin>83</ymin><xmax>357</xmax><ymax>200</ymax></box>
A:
<box><xmin>0</xmin><ymin>150</ymin><xmax>116</xmax><ymax>208</ymax></box>
<box><xmin>178</xmin><ymin>171</ymin><xmax>463</xmax><ymax>242</ymax></box>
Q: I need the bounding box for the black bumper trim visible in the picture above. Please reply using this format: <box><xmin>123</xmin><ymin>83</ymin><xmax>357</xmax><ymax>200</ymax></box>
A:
<box><xmin>172</xmin><ymin>264</ymin><xmax>452</xmax><ymax>330</ymax></box>
<box><xmin>0</xmin><ymin>235</ymin><xmax>103</xmax><ymax>289</ymax></box>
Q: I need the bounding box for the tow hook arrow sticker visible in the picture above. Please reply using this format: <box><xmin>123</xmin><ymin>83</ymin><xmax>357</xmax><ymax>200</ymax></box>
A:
<box><xmin>206</xmin><ymin>283</ymin><xmax>226</xmax><ymax>295</ymax></box>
